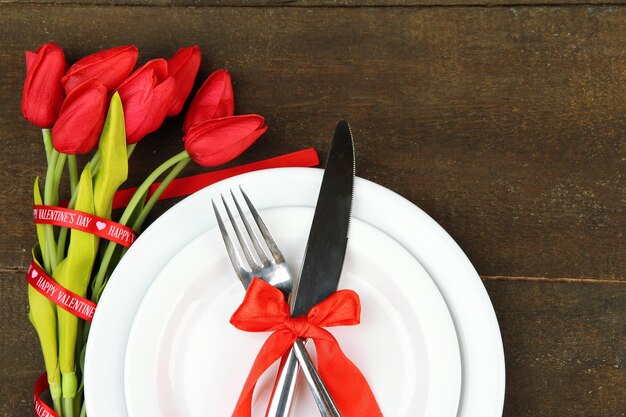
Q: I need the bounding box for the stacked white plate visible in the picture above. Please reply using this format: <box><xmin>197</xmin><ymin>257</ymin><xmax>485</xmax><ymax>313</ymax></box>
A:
<box><xmin>84</xmin><ymin>168</ymin><xmax>505</xmax><ymax>417</ymax></box>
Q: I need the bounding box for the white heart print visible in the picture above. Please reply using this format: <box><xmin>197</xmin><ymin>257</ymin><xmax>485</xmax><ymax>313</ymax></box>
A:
<box><xmin>31</xmin><ymin>269</ymin><xmax>38</xmax><ymax>278</ymax></box>
<box><xmin>96</xmin><ymin>221</ymin><xmax>107</xmax><ymax>231</ymax></box>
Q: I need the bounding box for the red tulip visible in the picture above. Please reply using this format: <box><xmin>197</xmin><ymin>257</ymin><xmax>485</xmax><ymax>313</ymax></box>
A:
<box><xmin>52</xmin><ymin>79</ymin><xmax>108</xmax><ymax>154</ymax></box>
<box><xmin>62</xmin><ymin>45</ymin><xmax>138</xmax><ymax>94</ymax></box>
<box><xmin>183</xmin><ymin>69</ymin><xmax>234</xmax><ymax>133</ymax></box>
<box><xmin>166</xmin><ymin>46</ymin><xmax>201</xmax><ymax>117</ymax></box>
<box><xmin>183</xmin><ymin>114</ymin><xmax>267</xmax><ymax>167</ymax></box>
<box><xmin>22</xmin><ymin>43</ymin><xmax>67</xmax><ymax>128</ymax></box>
<box><xmin>116</xmin><ymin>59</ymin><xmax>176</xmax><ymax>144</ymax></box>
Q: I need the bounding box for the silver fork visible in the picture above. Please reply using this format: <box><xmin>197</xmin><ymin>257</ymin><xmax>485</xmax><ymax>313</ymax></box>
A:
<box><xmin>212</xmin><ymin>187</ymin><xmax>339</xmax><ymax>416</ymax></box>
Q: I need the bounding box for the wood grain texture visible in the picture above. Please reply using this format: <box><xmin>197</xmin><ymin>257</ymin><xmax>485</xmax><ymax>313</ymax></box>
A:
<box><xmin>1</xmin><ymin>4</ymin><xmax>625</xmax><ymax>417</ymax></box>
<box><xmin>2</xmin><ymin>270</ymin><xmax>625</xmax><ymax>417</ymax></box>
<box><xmin>1</xmin><ymin>4</ymin><xmax>624</xmax><ymax>279</ymax></box>
<box><xmin>484</xmin><ymin>280</ymin><xmax>626</xmax><ymax>417</ymax></box>
<box><xmin>1</xmin><ymin>0</ymin><xmax>625</xmax><ymax>6</ymax></box>
<box><xmin>0</xmin><ymin>271</ymin><xmax>44</xmax><ymax>417</ymax></box>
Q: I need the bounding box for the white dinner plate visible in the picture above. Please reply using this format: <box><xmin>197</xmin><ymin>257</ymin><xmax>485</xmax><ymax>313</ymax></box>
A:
<box><xmin>124</xmin><ymin>207</ymin><xmax>461</xmax><ymax>417</ymax></box>
<box><xmin>85</xmin><ymin>167</ymin><xmax>505</xmax><ymax>417</ymax></box>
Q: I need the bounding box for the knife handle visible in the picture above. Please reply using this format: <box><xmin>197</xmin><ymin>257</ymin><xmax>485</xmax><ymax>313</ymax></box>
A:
<box><xmin>265</xmin><ymin>338</ymin><xmax>341</xmax><ymax>417</ymax></box>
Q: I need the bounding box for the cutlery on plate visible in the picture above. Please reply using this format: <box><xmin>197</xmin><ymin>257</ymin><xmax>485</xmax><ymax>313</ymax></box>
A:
<box><xmin>266</xmin><ymin>120</ymin><xmax>354</xmax><ymax>417</ymax></box>
<box><xmin>212</xmin><ymin>188</ymin><xmax>338</xmax><ymax>416</ymax></box>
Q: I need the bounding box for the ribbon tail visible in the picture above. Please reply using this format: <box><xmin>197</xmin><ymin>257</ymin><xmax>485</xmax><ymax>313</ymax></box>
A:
<box><xmin>314</xmin><ymin>334</ymin><xmax>384</xmax><ymax>417</ymax></box>
<box><xmin>232</xmin><ymin>331</ymin><xmax>295</xmax><ymax>417</ymax></box>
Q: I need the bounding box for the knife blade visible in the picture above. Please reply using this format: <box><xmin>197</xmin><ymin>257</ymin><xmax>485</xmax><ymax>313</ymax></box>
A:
<box><xmin>266</xmin><ymin>120</ymin><xmax>355</xmax><ymax>417</ymax></box>
<box><xmin>290</xmin><ymin>120</ymin><xmax>355</xmax><ymax>315</ymax></box>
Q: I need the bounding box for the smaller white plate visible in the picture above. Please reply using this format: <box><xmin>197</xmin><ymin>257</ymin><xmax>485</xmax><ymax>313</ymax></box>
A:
<box><xmin>124</xmin><ymin>207</ymin><xmax>461</xmax><ymax>417</ymax></box>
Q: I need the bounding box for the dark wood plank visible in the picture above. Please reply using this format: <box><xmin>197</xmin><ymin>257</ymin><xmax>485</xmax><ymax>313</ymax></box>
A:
<box><xmin>0</xmin><ymin>5</ymin><xmax>624</xmax><ymax>280</ymax></box>
<box><xmin>484</xmin><ymin>280</ymin><xmax>626</xmax><ymax>417</ymax></box>
<box><xmin>0</xmin><ymin>271</ymin><xmax>45</xmax><ymax>417</ymax></box>
<box><xmin>3</xmin><ymin>270</ymin><xmax>625</xmax><ymax>416</ymax></box>
<box><xmin>1</xmin><ymin>0</ymin><xmax>624</xmax><ymax>6</ymax></box>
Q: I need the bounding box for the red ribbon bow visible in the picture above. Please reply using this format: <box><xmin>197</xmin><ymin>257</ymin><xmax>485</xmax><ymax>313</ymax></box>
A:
<box><xmin>230</xmin><ymin>278</ymin><xmax>383</xmax><ymax>417</ymax></box>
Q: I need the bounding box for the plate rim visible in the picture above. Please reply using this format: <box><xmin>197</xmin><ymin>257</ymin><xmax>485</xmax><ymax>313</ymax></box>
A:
<box><xmin>123</xmin><ymin>207</ymin><xmax>462</xmax><ymax>417</ymax></box>
<box><xmin>85</xmin><ymin>167</ymin><xmax>505</xmax><ymax>417</ymax></box>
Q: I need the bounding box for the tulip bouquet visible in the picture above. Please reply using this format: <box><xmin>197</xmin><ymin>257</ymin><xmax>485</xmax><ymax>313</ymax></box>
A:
<box><xmin>22</xmin><ymin>43</ymin><xmax>272</xmax><ymax>417</ymax></box>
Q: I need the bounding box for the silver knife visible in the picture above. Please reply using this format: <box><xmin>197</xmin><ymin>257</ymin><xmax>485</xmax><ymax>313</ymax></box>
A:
<box><xmin>266</xmin><ymin>120</ymin><xmax>355</xmax><ymax>417</ymax></box>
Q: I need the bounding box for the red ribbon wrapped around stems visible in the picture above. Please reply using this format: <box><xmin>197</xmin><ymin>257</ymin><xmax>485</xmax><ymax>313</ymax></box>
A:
<box><xmin>229</xmin><ymin>278</ymin><xmax>383</xmax><ymax>417</ymax></box>
<box><xmin>26</xmin><ymin>259</ymin><xmax>97</xmax><ymax>322</ymax></box>
<box><xmin>33</xmin><ymin>205</ymin><xmax>136</xmax><ymax>247</ymax></box>
<box><xmin>34</xmin><ymin>373</ymin><xmax>59</xmax><ymax>417</ymax></box>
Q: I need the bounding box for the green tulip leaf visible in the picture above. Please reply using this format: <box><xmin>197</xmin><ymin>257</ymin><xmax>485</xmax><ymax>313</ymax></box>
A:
<box><xmin>28</xmin><ymin>245</ymin><xmax>62</xmax><ymax>412</ymax></box>
<box><xmin>93</xmin><ymin>92</ymin><xmax>128</xmax><ymax>220</ymax></box>
<box><xmin>54</xmin><ymin>167</ymin><xmax>97</xmax><ymax>410</ymax></box>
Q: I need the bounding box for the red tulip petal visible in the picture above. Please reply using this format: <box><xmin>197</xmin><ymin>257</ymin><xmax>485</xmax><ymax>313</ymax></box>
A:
<box><xmin>146</xmin><ymin>58</ymin><xmax>169</xmax><ymax>82</ymax></box>
<box><xmin>166</xmin><ymin>45</ymin><xmax>201</xmax><ymax>117</ymax></box>
<box><xmin>121</xmin><ymin>73</ymin><xmax>177</xmax><ymax>144</ymax></box>
<box><xmin>183</xmin><ymin>69</ymin><xmax>234</xmax><ymax>132</ymax></box>
<box><xmin>52</xmin><ymin>78</ymin><xmax>108</xmax><ymax>154</ymax></box>
<box><xmin>62</xmin><ymin>45</ymin><xmax>138</xmax><ymax>94</ymax></box>
<box><xmin>117</xmin><ymin>58</ymin><xmax>168</xmax><ymax>90</ymax></box>
<box><xmin>118</xmin><ymin>67</ymin><xmax>157</xmax><ymax>114</ymax></box>
<box><xmin>25</xmin><ymin>50</ymin><xmax>37</xmax><ymax>72</ymax></box>
<box><xmin>22</xmin><ymin>43</ymin><xmax>67</xmax><ymax>128</ymax></box>
<box><xmin>183</xmin><ymin>114</ymin><xmax>267</xmax><ymax>167</ymax></box>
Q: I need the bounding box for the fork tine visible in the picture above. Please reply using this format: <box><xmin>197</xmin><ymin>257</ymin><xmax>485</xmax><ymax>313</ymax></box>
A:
<box><xmin>212</xmin><ymin>199</ymin><xmax>250</xmax><ymax>288</ymax></box>
<box><xmin>239</xmin><ymin>187</ymin><xmax>285</xmax><ymax>263</ymax></box>
<box><xmin>230</xmin><ymin>190</ymin><xmax>270</xmax><ymax>266</ymax></box>
<box><xmin>221</xmin><ymin>194</ymin><xmax>261</xmax><ymax>270</ymax></box>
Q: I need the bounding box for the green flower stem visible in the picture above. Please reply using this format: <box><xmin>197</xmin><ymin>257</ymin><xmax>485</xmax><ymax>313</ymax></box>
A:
<box><xmin>56</xmin><ymin>222</ymin><xmax>71</xmax><ymax>265</ymax></box>
<box><xmin>90</xmin><ymin>150</ymin><xmax>190</xmax><ymax>302</ymax></box>
<box><xmin>54</xmin><ymin>154</ymin><xmax>67</xmax><ymax>193</ymax></box>
<box><xmin>56</xmin><ymin>227</ymin><xmax>68</xmax><ymax>263</ymax></box>
<box><xmin>62</xmin><ymin>143</ymin><xmax>134</xmax><ymax>215</ymax></box>
<box><xmin>51</xmin><ymin>153</ymin><xmax>67</xmax><ymax>264</ymax></box>
<box><xmin>42</xmin><ymin>129</ymin><xmax>52</xmax><ymax>164</ymax></box>
<box><xmin>64</xmin><ymin>152</ymin><xmax>101</xmax><ymax>212</ymax></box>
<box><xmin>62</xmin><ymin>142</ymin><xmax>130</xmax><ymax>214</ymax></box>
<box><xmin>62</xmin><ymin>396</ymin><xmax>74</xmax><ymax>417</ymax></box>
<box><xmin>131</xmin><ymin>157</ymin><xmax>191</xmax><ymax>232</ymax></box>
<box><xmin>88</xmin><ymin>150</ymin><xmax>101</xmax><ymax>174</ymax></box>
<box><xmin>57</xmin><ymin>144</ymin><xmax>132</xmax><ymax>263</ymax></box>
<box><xmin>43</xmin><ymin>150</ymin><xmax>59</xmax><ymax>274</ymax></box>
<box><xmin>127</xmin><ymin>143</ymin><xmax>136</xmax><ymax>159</ymax></box>
<box><xmin>43</xmin><ymin>150</ymin><xmax>59</xmax><ymax>204</ymax></box>
<box><xmin>68</xmin><ymin>155</ymin><xmax>78</xmax><ymax>195</ymax></box>
<box><xmin>52</xmin><ymin>391</ymin><xmax>62</xmax><ymax>416</ymax></box>
<box><xmin>74</xmin><ymin>395</ymin><xmax>83</xmax><ymax>417</ymax></box>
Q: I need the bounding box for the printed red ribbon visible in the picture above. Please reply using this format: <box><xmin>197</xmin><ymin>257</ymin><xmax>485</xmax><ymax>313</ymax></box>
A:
<box><xmin>34</xmin><ymin>373</ymin><xmax>59</xmax><ymax>417</ymax></box>
<box><xmin>30</xmin><ymin>149</ymin><xmax>322</xmax><ymax>413</ymax></box>
<box><xmin>26</xmin><ymin>259</ymin><xmax>97</xmax><ymax>322</ymax></box>
<box><xmin>33</xmin><ymin>205</ymin><xmax>136</xmax><ymax>247</ymax></box>
<box><xmin>230</xmin><ymin>279</ymin><xmax>383</xmax><ymax>417</ymax></box>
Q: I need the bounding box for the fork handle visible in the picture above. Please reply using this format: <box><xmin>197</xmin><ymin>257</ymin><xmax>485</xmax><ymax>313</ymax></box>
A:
<box><xmin>293</xmin><ymin>340</ymin><xmax>341</xmax><ymax>416</ymax></box>
<box><xmin>265</xmin><ymin>338</ymin><xmax>341</xmax><ymax>417</ymax></box>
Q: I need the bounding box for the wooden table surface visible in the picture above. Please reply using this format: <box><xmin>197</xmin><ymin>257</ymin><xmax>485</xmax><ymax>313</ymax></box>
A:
<box><xmin>1</xmin><ymin>1</ymin><xmax>624</xmax><ymax>416</ymax></box>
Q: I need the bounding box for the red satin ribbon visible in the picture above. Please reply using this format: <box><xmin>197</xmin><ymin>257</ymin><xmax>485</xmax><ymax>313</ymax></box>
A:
<box><xmin>230</xmin><ymin>279</ymin><xmax>383</xmax><ymax>417</ymax></box>
<box><xmin>58</xmin><ymin>148</ymin><xmax>320</xmax><ymax>210</ymax></box>
<box><xmin>27</xmin><ymin>259</ymin><xmax>97</xmax><ymax>322</ymax></box>
<box><xmin>30</xmin><ymin>149</ymin><xmax>323</xmax><ymax>413</ymax></box>
<box><xmin>109</xmin><ymin>148</ymin><xmax>320</xmax><ymax>210</ymax></box>
<box><xmin>34</xmin><ymin>373</ymin><xmax>59</xmax><ymax>417</ymax></box>
<box><xmin>33</xmin><ymin>205</ymin><xmax>136</xmax><ymax>247</ymax></box>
